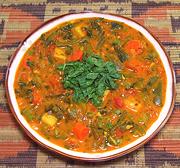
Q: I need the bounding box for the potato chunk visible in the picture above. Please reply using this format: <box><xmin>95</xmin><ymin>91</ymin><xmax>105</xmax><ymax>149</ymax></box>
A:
<box><xmin>41</xmin><ymin>113</ymin><xmax>57</xmax><ymax>127</ymax></box>
<box><xmin>54</xmin><ymin>47</ymin><xmax>66</xmax><ymax>60</ymax></box>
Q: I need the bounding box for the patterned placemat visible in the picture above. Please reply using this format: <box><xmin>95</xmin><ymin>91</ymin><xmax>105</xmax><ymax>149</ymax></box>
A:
<box><xmin>0</xmin><ymin>0</ymin><xmax>180</xmax><ymax>167</ymax></box>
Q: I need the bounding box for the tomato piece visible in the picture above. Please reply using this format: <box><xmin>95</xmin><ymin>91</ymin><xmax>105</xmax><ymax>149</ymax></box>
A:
<box><xmin>115</xmin><ymin>128</ymin><xmax>123</xmax><ymax>138</ymax></box>
<box><xmin>68</xmin><ymin>50</ymin><xmax>83</xmax><ymax>62</ymax></box>
<box><xmin>73</xmin><ymin>122</ymin><xmax>89</xmax><ymax>140</ymax></box>
<box><xmin>32</xmin><ymin>89</ymin><xmax>42</xmax><ymax>105</ymax></box>
<box><xmin>114</xmin><ymin>97</ymin><xmax>123</xmax><ymax>108</ymax></box>
<box><xmin>125</xmin><ymin>40</ymin><xmax>143</xmax><ymax>55</ymax></box>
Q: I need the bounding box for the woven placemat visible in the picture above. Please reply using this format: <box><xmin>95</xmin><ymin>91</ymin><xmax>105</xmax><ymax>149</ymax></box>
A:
<box><xmin>0</xmin><ymin>0</ymin><xmax>180</xmax><ymax>167</ymax></box>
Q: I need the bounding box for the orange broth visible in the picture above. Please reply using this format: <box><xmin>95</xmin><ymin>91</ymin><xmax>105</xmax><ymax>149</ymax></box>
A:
<box><xmin>14</xmin><ymin>18</ymin><xmax>166</xmax><ymax>153</ymax></box>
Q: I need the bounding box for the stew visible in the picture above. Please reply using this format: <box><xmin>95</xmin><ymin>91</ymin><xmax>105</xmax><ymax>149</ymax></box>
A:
<box><xmin>14</xmin><ymin>17</ymin><xmax>166</xmax><ymax>153</ymax></box>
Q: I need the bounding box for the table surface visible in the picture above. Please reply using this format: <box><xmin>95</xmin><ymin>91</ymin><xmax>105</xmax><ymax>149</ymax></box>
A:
<box><xmin>0</xmin><ymin>0</ymin><xmax>180</xmax><ymax>167</ymax></box>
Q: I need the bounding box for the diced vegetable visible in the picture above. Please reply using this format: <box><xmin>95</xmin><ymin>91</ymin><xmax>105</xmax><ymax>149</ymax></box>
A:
<box><xmin>74</xmin><ymin>25</ymin><xmax>86</xmax><ymax>37</ymax></box>
<box><xmin>73</xmin><ymin>122</ymin><xmax>89</xmax><ymax>140</ymax></box>
<box><xmin>41</xmin><ymin>113</ymin><xmax>58</xmax><ymax>127</ymax></box>
<box><xmin>125</xmin><ymin>40</ymin><xmax>143</xmax><ymax>55</ymax></box>
<box><xmin>68</xmin><ymin>49</ymin><xmax>83</xmax><ymax>62</ymax></box>
<box><xmin>115</xmin><ymin>128</ymin><xmax>123</xmax><ymax>138</ymax></box>
<box><xmin>54</xmin><ymin>47</ymin><xmax>66</xmax><ymax>60</ymax></box>
<box><xmin>125</xmin><ymin>59</ymin><xmax>144</xmax><ymax>73</ymax></box>
<box><xmin>114</xmin><ymin>97</ymin><xmax>123</xmax><ymax>108</ymax></box>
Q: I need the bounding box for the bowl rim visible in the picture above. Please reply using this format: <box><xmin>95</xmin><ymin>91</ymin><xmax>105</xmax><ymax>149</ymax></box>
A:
<box><xmin>5</xmin><ymin>12</ymin><xmax>176</xmax><ymax>162</ymax></box>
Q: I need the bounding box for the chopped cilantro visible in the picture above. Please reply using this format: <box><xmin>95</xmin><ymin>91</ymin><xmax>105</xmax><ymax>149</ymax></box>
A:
<box><xmin>57</xmin><ymin>54</ymin><xmax>120</xmax><ymax>106</ymax></box>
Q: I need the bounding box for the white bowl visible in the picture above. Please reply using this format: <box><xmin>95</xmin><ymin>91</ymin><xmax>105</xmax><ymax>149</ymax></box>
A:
<box><xmin>5</xmin><ymin>12</ymin><xmax>176</xmax><ymax>161</ymax></box>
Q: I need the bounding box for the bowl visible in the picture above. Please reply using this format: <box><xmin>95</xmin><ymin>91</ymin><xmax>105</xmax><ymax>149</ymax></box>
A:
<box><xmin>5</xmin><ymin>12</ymin><xmax>176</xmax><ymax>161</ymax></box>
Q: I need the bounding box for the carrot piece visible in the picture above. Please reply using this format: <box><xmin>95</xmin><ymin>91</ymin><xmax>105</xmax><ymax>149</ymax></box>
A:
<box><xmin>114</xmin><ymin>97</ymin><xmax>124</xmax><ymax>108</ymax></box>
<box><xmin>125</xmin><ymin>40</ymin><xmax>143</xmax><ymax>55</ymax></box>
<box><xmin>68</xmin><ymin>50</ymin><xmax>83</xmax><ymax>62</ymax></box>
<box><xmin>32</xmin><ymin>89</ymin><xmax>42</xmax><ymax>105</ymax></box>
<box><xmin>73</xmin><ymin>122</ymin><xmax>89</xmax><ymax>140</ymax></box>
<box><xmin>115</xmin><ymin>128</ymin><xmax>123</xmax><ymax>138</ymax></box>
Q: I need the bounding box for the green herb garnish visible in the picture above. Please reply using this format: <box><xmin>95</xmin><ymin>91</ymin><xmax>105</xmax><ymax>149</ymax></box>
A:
<box><xmin>57</xmin><ymin>54</ymin><xmax>120</xmax><ymax>106</ymax></box>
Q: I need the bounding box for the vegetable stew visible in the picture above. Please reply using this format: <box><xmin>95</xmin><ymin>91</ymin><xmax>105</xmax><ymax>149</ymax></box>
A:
<box><xmin>14</xmin><ymin>18</ymin><xmax>166</xmax><ymax>153</ymax></box>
